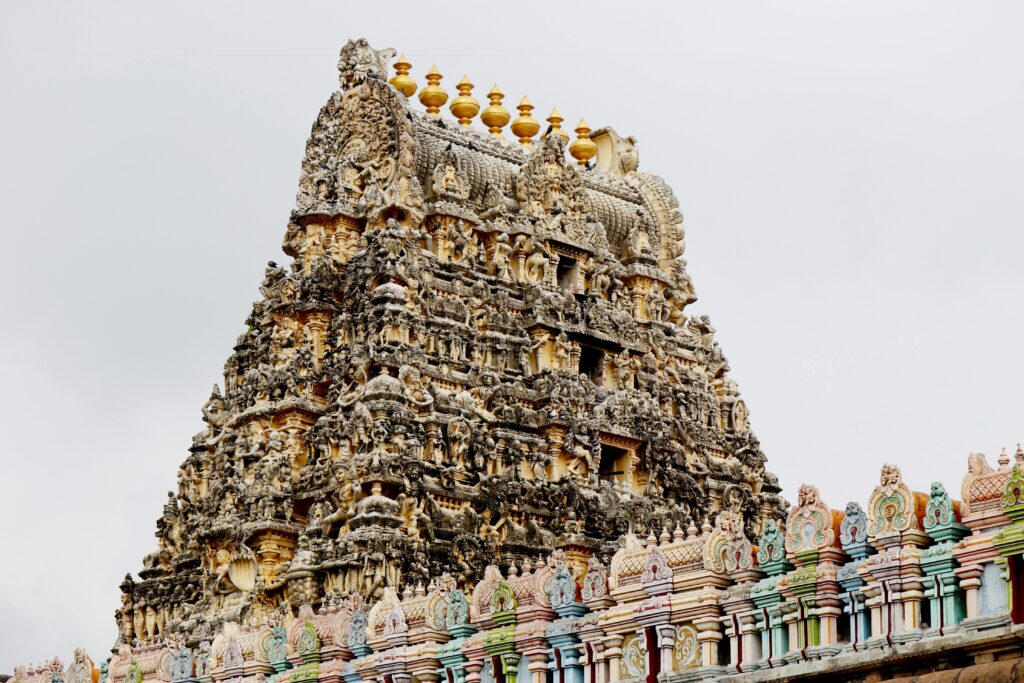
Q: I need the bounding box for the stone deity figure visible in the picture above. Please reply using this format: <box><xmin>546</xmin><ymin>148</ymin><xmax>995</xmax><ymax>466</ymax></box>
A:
<box><xmin>491</xmin><ymin>233</ymin><xmax>514</xmax><ymax>281</ymax></box>
<box><xmin>624</xmin><ymin>210</ymin><xmax>653</xmax><ymax>261</ymax></box>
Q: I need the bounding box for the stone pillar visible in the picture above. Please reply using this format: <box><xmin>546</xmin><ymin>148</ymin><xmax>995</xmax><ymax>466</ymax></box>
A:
<box><xmin>590</xmin><ymin>642</ymin><xmax>606</xmax><ymax>683</ymax></box>
<box><xmin>602</xmin><ymin>636</ymin><xmax>623</xmax><ymax>683</ymax></box>
<box><xmin>655</xmin><ymin>625</ymin><xmax>675</xmax><ymax>674</ymax></box>
<box><xmin>463</xmin><ymin>659</ymin><xmax>485</xmax><ymax>683</ymax></box>
<box><xmin>817</xmin><ymin>597</ymin><xmax>843</xmax><ymax>647</ymax></box>
<box><xmin>525</xmin><ymin>651</ymin><xmax>548</xmax><ymax>683</ymax></box>
<box><xmin>956</xmin><ymin>564</ymin><xmax>984</xmax><ymax>620</ymax></box>
<box><xmin>560</xmin><ymin>646</ymin><xmax>584</xmax><ymax>683</ymax></box>
<box><xmin>500</xmin><ymin>654</ymin><xmax>522</xmax><ymax>683</ymax></box>
<box><xmin>740</xmin><ymin>615</ymin><xmax>762</xmax><ymax>669</ymax></box>
<box><xmin>693</xmin><ymin>615</ymin><xmax>722</xmax><ymax>668</ymax></box>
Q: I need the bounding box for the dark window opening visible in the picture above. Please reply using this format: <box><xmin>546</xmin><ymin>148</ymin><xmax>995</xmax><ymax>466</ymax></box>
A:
<box><xmin>557</xmin><ymin>256</ymin><xmax>579</xmax><ymax>292</ymax></box>
<box><xmin>599</xmin><ymin>445</ymin><xmax>628</xmax><ymax>487</ymax></box>
<box><xmin>716</xmin><ymin>636</ymin><xmax>730</xmax><ymax>669</ymax></box>
<box><xmin>579</xmin><ymin>345</ymin><xmax>605</xmax><ymax>385</ymax></box>
<box><xmin>837</xmin><ymin>611</ymin><xmax>851</xmax><ymax>644</ymax></box>
<box><xmin>919</xmin><ymin>596</ymin><xmax>931</xmax><ymax>631</ymax></box>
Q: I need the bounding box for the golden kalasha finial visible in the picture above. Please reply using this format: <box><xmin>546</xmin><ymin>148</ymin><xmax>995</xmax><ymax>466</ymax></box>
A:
<box><xmin>568</xmin><ymin>118</ymin><xmax>598</xmax><ymax>167</ymax></box>
<box><xmin>511</xmin><ymin>97</ymin><xmax>541</xmax><ymax>148</ymax></box>
<box><xmin>389</xmin><ymin>54</ymin><xmax>416</xmax><ymax>98</ymax></box>
<box><xmin>449</xmin><ymin>75</ymin><xmax>480</xmax><ymax>127</ymax></box>
<box><xmin>545</xmin><ymin>108</ymin><xmax>569</xmax><ymax>143</ymax></box>
<box><xmin>419</xmin><ymin>65</ymin><xmax>448</xmax><ymax>116</ymax></box>
<box><xmin>480</xmin><ymin>84</ymin><xmax>511</xmax><ymax>138</ymax></box>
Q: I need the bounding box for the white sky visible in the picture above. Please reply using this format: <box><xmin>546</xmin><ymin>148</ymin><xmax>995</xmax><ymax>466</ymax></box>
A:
<box><xmin>1</xmin><ymin>0</ymin><xmax>1021</xmax><ymax>673</ymax></box>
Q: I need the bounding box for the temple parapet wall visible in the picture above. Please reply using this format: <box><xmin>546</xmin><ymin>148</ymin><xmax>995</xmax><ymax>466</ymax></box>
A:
<box><xmin>19</xmin><ymin>451</ymin><xmax>1024</xmax><ymax>683</ymax></box>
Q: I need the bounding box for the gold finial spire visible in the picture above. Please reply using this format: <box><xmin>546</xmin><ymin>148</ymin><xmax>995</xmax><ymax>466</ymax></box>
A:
<box><xmin>568</xmin><ymin>118</ymin><xmax>598</xmax><ymax>167</ymax></box>
<box><xmin>389</xmin><ymin>54</ymin><xmax>416</xmax><ymax>98</ymax></box>
<box><xmin>480</xmin><ymin>84</ymin><xmax>511</xmax><ymax>138</ymax></box>
<box><xmin>419</xmin><ymin>65</ymin><xmax>448</xmax><ymax>116</ymax></box>
<box><xmin>510</xmin><ymin>97</ymin><xmax>541</xmax><ymax>148</ymax></box>
<box><xmin>449</xmin><ymin>75</ymin><xmax>480</xmax><ymax>127</ymax></box>
<box><xmin>545</xmin><ymin>108</ymin><xmax>569</xmax><ymax>143</ymax></box>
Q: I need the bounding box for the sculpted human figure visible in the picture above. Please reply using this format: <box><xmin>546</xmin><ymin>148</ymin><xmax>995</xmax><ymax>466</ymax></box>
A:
<box><xmin>614</xmin><ymin>351</ymin><xmax>634</xmax><ymax>390</ymax></box>
<box><xmin>624</xmin><ymin>210</ymin><xmax>653</xmax><ymax>260</ymax></box>
<box><xmin>646</xmin><ymin>285</ymin><xmax>666</xmax><ymax>322</ymax></box>
<box><xmin>564</xmin><ymin>431</ymin><xmax>593</xmax><ymax>478</ymax></box>
<box><xmin>518</xmin><ymin>336</ymin><xmax>544</xmax><ymax>377</ymax></box>
<box><xmin>491</xmin><ymin>232</ymin><xmax>514</xmax><ymax>281</ymax></box>
<box><xmin>553</xmin><ymin>332</ymin><xmax>572</xmax><ymax>371</ymax></box>
<box><xmin>336</xmin><ymin>140</ymin><xmax>372</xmax><ymax>199</ymax></box>
<box><xmin>525</xmin><ymin>240</ymin><xmax>550</xmax><ymax>284</ymax></box>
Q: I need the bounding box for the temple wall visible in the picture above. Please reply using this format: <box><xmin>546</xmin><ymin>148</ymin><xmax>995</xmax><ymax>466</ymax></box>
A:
<box><xmin>17</xmin><ymin>451</ymin><xmax>1024</xmax><ymax>683</ymax></box>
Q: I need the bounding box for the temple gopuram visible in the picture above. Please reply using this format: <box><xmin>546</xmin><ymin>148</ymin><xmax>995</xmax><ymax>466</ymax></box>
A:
<box><xmin>11</xmin><ymin>39</ymin><xmax>1024</xmax><ymax>683</ymax></box>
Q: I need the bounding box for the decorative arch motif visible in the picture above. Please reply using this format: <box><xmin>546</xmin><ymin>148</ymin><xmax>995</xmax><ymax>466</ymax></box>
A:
<box><xmin>295</xmin><ymin>621</ymin><xmax>320</xmax><ymax>657</ymax></box>
<box><xmin>924</xmin><ymin>482</ymin><xmax>956</xmax><ymax>529</ymax></box>
<box><xmin>867</xmin><ymin>464</ymin><xmax>916</xmax><ymax>536</ymax></box>
<box><xmin>581</xmin><ymin>557</ymin><xmax>609</xmax><ymax>600</ymax></box>
<box><xmin>705</xmin><ymin>510</ymin><xmax>753</xmax><ymax>574</ymax></box>
<box><xmin>784</xmin><ymin>484</ymin><xmax>835</xmax><ymax>553</ymax></box>
<box><xmin>839</xmin><ymin>502</ymin><xmax>868</xmax><ymax>547</ymax></box>
<box><xmin>641</xmin><ymin>546</ymin><xmax>672</xmax><ymax>583</ymax></box>
<box><xmin>1001</xmin><ymin>466</ymin><xmax>1024</xmax><ymax>510</ymax></box>
<box><xmin>515</xmin><ymin>135</ymin><xmax>593</xmax><ymax>244</ymax></box>
<box><xmin>546</xmin><ymin>551</ymin><xmax>577</xmax><ymax>609</ymax></box>
<box><xmin>296</xmin><ymin>43</ymin><xmax>419</xmax><ymax>222</ymax></box>
<box><xmin>756</xmin><ymin>519</ymin><xmax>786</xmax><ymax>565</ymax></box>
<box><xmin>492</xmin><ymin>579</ymin><xmax>517</xmax><ymax>613</ymax></box>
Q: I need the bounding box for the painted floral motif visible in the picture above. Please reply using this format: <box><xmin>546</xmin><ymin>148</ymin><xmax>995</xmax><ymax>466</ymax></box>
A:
<box><xmin>673</xmin><ymin>625</ymin><xmax>700</xmax><ymax>670</ymax></box>
<box><xmin>344</xmin><ymin>610</ymin><xmax>367</xmax><ymax>648</ymax></box>
<box><xmin>619</xmin><ymin>633</ymin><xmax>646</xmax><ymax>679</ymax></box>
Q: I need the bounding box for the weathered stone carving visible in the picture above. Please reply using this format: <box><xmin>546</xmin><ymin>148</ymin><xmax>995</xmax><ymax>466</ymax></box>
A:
<box><xmin>113</xmin><ymin>37</ymin><xmax>782</xmax><ymax>654</ymax></box>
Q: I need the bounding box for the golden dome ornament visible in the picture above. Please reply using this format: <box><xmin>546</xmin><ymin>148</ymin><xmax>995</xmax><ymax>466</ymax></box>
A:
<box><xmin>510</xmin><ymin>96</ymin><xmax>540</xmax><ymax>148</ymax></box>
<box><xmin>568</xmin><ymin>118</ymin><xmax>598</xmax><ymax>167</ymax></box>
<box><xmin>389</xmin><ymin>54</ymin><xmax>416</xmax><ymax>98</ymax></box>
<box><xmin>419</xmin><ymin>65</ymin><xmax>448</xmax><ymax>116</ymax></box>
<box><xmin>449</xmin><ymin>75</ymin><xmax>480</xmax><ymax>127</ymax></box>
<box><xmin>545</xmin><ymin>108</ymin><xmax>569</xmax><ymax>143</ymax></box>
<box><xmin>480</xmin><ymin>84</ymin><xmax>511</xmax><ymax>138</ymax></box>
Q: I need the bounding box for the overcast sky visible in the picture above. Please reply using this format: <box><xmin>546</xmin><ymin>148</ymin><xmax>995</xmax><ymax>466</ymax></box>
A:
<box><xmin>1</xmin><ymin>0</ymin><xmax>1022</xmax><ymax>672</ymax></box>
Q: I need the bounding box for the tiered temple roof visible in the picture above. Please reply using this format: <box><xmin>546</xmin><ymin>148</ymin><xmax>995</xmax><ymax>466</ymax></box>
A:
<box><xmin>9</xmin><ymin>39</ymin><xmax>1024</xmax><ymax>683</ymax></box>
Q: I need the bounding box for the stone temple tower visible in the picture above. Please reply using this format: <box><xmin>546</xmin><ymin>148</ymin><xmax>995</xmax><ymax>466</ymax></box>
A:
<box><xmin>116</xmin><ymin>38</ymin><xmax>784</xmax><ymax>649</ymax></box>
